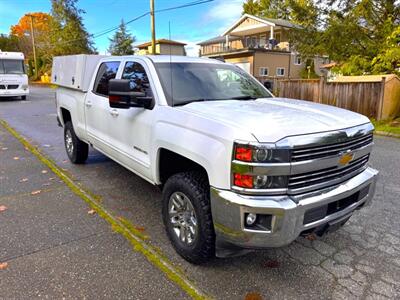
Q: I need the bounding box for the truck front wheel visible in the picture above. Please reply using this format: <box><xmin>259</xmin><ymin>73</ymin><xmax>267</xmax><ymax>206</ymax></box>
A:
<box><xmin>162</xmin><ymin>171</ymin><xmax>215</xmax><ymax>264</ymax></box>
<box><xmin>64</xmin><ymin>121</ymin><xmax>88</xmax><ymax>164</ymax></box>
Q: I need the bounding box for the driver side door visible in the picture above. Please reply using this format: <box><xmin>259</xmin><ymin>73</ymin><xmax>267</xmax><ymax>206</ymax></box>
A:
<box><xmin>107</xmin><ymin>60</ymin><xmax>155</xmax><ymax>180</ymax></box>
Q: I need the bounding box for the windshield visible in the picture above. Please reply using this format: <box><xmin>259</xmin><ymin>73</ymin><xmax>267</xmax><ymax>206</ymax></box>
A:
<box><xmin>0</xmin><ymin>59</ymin><xmax>25</xmax><ymax>74</ymax></box>
<box><xmin>154</xmin><ymin>62</ymin><xmax>272</xmax><ymax>106</ymax></box>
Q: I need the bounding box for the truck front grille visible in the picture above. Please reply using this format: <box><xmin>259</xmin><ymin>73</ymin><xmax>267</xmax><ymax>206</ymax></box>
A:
<box><xmin>289</xmin><ymin>154</ymin><xmax>369</xmax><ymax>193</ymax></box>
<box><xmin>7</xmin><ymin>85</ymin><xmax>19</xmax><ymax>89</ymax></box>
<box><xmin>291</xmin><ymin>134</ymin><xmax>373</xmax><ymax>162</ymax></box>
<box><xmin>0</xmin><ymin>85</ymin><xmax>5</xmax><ymax>89</ymax></box>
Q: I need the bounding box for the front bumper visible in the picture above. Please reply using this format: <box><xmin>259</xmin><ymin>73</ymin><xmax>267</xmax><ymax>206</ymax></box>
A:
<box><xmin>211</xmin><ymin>167</ymin><xmax>378</xmax><ymax>257</ymax></box>
<box><xmin>0</xmin><ymin>89</ymin><xmax>29</xmax><ymax>97</ymax></box>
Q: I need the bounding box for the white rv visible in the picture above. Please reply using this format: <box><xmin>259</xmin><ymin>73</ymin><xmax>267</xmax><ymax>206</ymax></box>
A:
<box><xmin>0</xmin><ymin>51</ymin><xmax>29</xmax><ymax>100</ymax></box>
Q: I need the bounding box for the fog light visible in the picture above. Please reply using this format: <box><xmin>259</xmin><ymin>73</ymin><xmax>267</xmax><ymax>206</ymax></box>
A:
<box><xmin>246</xmin><ymin>213</ymin><xmax>257</xmax><ymax>226</ymax></box>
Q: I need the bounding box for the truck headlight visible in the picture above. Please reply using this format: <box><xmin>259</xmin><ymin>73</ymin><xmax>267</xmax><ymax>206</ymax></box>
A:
<box><xmin>234</xmin><ymin>143</ymin><xmax>289</xmax><ymax>163</ymax></box>
<box><xmin>233</xmin><ymin>173</ymin><xmax>288</xmax><ymax>189</ymax></box>
<box><xmin>21</xmin><ymin>84</ymin><xmax>28</xmax><ymax>90</ymax></box>
<box><xmin>232</xmin><ymin>142</ymin><xmax>289</xmax><ymax>192</ymax></box>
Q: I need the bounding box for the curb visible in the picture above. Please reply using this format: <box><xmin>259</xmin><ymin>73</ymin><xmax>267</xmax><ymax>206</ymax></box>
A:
<box><xmin>0</xmin><ymin>119</ymin><xmax>211</xmax><ymax>300</ymax></box>
<box><xmin>375</xmin><ymin>131</ymin><xmax>400</xmax><ymax>138</ymax></box>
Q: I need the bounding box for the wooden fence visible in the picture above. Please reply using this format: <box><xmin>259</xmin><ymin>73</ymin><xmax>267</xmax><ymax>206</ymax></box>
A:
<box><xmin>274</xmin><ymin>77</ymin><xmax>386</xmax><ymax>120</ymax></box>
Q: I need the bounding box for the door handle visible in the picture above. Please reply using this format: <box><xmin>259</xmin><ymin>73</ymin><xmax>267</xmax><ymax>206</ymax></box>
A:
<box><xmin>85</xmin><ymin>101</ymin><xmax>92</xmax><ymax>108</ymax></box>
<box><xmin>109</xmin><ymin>109</ymin><xmax>119</xmax><ymax>117</ymax></box>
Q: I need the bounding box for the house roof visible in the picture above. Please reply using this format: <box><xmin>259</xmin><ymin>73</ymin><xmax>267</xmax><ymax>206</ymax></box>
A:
<box><xmin>136</xmin><ymin>39</ymin><xmax>186</xmax><ymax>49</ymax></box>
<box><xmin>222</xmin><ymin>14</ymin><xmax>300</xmax><ymax>36</ymax></box>
<box><xmin>197</xmin><ymin>35</ymin><xmax>241</xmax><ymax>46</ymax></box>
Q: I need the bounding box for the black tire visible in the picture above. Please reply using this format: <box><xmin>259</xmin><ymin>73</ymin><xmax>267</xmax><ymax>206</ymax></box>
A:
<box><xmin>162</xmin><ymin>171</ymin><xmax>215</xmax><ymax>264</ymax></box>
<box><xmin>21</xmin><ymin>95</ymin><xmax>26</xmax><ymax>100</ymax></box>
<box><xmin>64</xmin><ymin>121</ymin><xmax>88</xmax><ymax>164</ymax></box>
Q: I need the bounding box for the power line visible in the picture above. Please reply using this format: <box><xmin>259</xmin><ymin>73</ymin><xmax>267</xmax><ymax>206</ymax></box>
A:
<box><xmin>55</xmin><ymin>0</ymin><xmax>214</xmax><ymax>47</ymax></box>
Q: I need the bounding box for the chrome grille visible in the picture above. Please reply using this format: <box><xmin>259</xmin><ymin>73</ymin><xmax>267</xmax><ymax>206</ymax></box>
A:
<box><xmin>288</xmin><ymin>154</ymin><xmax>369</xmax><ymax>193</ymax></box>
<box><xmin>291</xmin><ymin>134</ymin><xmax>373</xmax><ymax>162</ymax></box>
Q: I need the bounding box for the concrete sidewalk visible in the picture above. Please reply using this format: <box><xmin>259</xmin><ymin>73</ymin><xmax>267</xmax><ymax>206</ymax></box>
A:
<box><xmin>0</xmin><ymin>125</ymin><xmax>188</xmax><ymax>299</ymax></box>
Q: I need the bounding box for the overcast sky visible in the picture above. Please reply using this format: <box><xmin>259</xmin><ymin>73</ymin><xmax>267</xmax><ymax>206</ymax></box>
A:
<box><xmin>0</xmin><ymin>0</ymin><xmax>244</xmax><ymax>56</ymax></box>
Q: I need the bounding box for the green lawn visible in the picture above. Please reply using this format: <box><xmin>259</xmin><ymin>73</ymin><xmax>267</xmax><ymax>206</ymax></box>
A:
<box><xmin>371</xmin><ymin>118</ymin><xmax>400</xmax><ymax>136</ymax></box>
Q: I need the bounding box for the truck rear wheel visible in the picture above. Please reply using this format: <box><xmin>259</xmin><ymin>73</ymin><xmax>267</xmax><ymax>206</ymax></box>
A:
<box><xmin>64</xmin><ymin>121</ymin><xmax>88</xmax><ymax>164</ymax></box>
<box><xmin>162</xmin><ymin>171</ymin><xmax>215</xmax><ymax>264</ymax></box>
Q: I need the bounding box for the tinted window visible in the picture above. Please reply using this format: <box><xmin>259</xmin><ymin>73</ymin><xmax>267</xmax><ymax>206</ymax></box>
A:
<box><xmin>93</xmin><ymin>61</ymin><xmax>120</xmax><ymax>96</ymax></box>
<box><xmin>0</xmin><ymin>59</ymin><xmax>24</xmax><ymax>74</ymax></box>
<box><xmin>122</xmin><ymin>62</ymin><xmax>153</xmax><ymax>96</ymax></box>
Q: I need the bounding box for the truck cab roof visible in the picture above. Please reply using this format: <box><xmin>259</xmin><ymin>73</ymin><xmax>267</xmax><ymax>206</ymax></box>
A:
<box><xmin>104</xmin><ymin>55</ymin><xmax>224</xmax><ymax>65</ymax></box>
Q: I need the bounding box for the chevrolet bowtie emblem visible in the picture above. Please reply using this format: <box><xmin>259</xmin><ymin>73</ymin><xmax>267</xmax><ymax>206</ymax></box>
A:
<box><xmin>339</xmin><ymin>151</ymin><xmax>354</xmax><ymax>166</ymax></box>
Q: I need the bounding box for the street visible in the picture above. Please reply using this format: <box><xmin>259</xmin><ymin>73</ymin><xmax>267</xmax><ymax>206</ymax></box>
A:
<box><xmin>1</xmin><ymin>86</ymin><xmax>399</xmax><ymax>299</ymax></box>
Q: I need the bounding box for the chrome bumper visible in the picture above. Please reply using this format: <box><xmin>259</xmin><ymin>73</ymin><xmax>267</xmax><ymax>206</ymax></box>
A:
<box><xmin>211</xmin><ymin>167</ymin><xmax>378</xmax><ymax>257</ymax></box>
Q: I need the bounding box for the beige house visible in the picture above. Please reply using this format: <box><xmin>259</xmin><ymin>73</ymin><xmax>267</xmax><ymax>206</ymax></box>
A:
<box><xmin>136</xmin><ymin>39</ymin><xmax>186</xmax><ymax>56</ymax></box>
<box><xmin>198</xmin><ymin>14</ymin><xmax>325</xmax><ymax>88</ymax></box>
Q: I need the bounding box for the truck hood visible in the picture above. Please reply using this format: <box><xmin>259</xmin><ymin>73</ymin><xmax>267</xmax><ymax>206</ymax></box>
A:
<box><xmin>177</xmin><ymin>97</ymin><xmax>370</xmax><ymax>143</ymax></box>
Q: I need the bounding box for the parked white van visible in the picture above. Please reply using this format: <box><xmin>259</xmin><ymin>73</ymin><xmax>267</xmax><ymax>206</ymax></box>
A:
<box><xmin>0</xmin><ymin>51</ymin><xmax>29</xmax><ymax>100</ymax></box>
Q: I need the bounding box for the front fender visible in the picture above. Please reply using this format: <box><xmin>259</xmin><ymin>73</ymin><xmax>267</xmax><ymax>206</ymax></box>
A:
<box><xmin>152</xmin><ymin>121</ymin><xmax>233</xmax><ymax>189</ymax></box>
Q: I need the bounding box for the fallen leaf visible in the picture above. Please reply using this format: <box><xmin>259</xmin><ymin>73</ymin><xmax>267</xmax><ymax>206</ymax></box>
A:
<box><xmin>264</xmin><ymin>259</ymin><xmax>280</xmax><ymax>268</ymax></box>
<box><xmin>0</xmin><ymin>205</ymin><xmax>7</xmax><ymax>212</ymax></box>
<box><xmin>87</xmin><ymin>209</ymin><xmax>96</xmax><ymax>215</ymax></box>
<box><xmin>1</xmin><ymin>147</ymin><xmax>8</xmax><ymax>150</ymax></box>
<box><xmin>19</xmin><ymin>178</ymin><xmax>28</xmax><ymax>183</ymax></box>
<box><xmin>13</xmin><ymin>156</ymin><xmax>19</xmax><ymax>160</ymax></box>
<box><xmin>43</xmin><ymin>144</ymin><xmax>51</xmax><ymax>148</ymax></box>
<box><xmin>245</xmin><ymin>292</ymin><xmax>263</xmax><ymax>300</ymax></box>
<box><xmin>41</xmin><ymin>170</ymin><xmax>48</xmax><ymax>174</ymax></box>
<box><xmin>0</xmin><ymin>262</ymin><xmax>8</xmax><ymax>270</ymax></box>
<box><xmin>31</xmin><ymin>190</ymin><xmax>41</xmax><ymax>195</ymax></box>
<box><xmin>48</xmin><ymin>177</ymin><xmax>55</xmax><ymax>181</ymax></box>
<box><xmin>305</xmin><ymin>233</ymin><xmax>317</xmax><ymax>241</ymax></box>
<box><xmin>135</xmin><ymin>226</ymin><xmax>146</xmax><ymax>232</ymax></box>
<box><xmin>62</xmin><ymin>160</ymin><xmax>68</xmax><ymax>163</ymax></box>
<box><xmin>42</xmin><ymin>183</ymin><xmax>51</xmax><ymax>186</ymax></box>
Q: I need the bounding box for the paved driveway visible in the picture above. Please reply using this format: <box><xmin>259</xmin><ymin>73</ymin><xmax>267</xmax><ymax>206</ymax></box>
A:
<box><xmin>1</xmin><ymin>86</ymin><xmax>399</xmax><ymax>299</ymax></box>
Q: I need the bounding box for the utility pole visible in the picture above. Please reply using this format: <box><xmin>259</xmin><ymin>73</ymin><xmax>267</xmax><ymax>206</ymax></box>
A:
<box><xmin>27</xmin><ymin>14</ymin><xmax>38</xmax><ymax>80</ymax></box>
<box><xmin>150</xmin><ymin>0</ymin><xmax>156</xmax><ymax>54</ymax></box>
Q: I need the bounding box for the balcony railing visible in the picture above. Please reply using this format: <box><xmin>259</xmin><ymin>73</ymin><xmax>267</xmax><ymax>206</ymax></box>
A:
<box><xmin>200</xmin><ymin>42</ymin><xmax>290</xmax><ymax>56</ymax></box>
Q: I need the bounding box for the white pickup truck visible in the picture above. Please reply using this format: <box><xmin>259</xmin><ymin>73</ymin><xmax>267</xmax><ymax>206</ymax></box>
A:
<box><xmin>52</xmin><ymin>55</ymin><xmax>378</xmax><ymax>263</ymax></box>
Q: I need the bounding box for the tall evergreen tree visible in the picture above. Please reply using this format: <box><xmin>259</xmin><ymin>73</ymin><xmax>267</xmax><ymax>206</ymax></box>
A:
<box><xmin>107</xmin><ymin>19</ymin><xmax>135</xmax><ymax>55</ymax></box>
<box><xmin>50</xmin><ymin>0</ymin><xmax>95</xmax><ymax>55</ymax></box>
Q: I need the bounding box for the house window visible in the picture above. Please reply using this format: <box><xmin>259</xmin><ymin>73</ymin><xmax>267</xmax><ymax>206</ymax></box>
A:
<box><xmin>259</xmin><ymin>67</ymin><xmax>269</xmax><ymax>76</ymax></box>
<box><xmin>276</xmin><ymin>67</ymin><xmax>285</xmax><ymax>76</ymax></box>
<box><xmin>294</xmin><ymin>55</ymin><xmax>301</xmax><ymax>65</ymax></box>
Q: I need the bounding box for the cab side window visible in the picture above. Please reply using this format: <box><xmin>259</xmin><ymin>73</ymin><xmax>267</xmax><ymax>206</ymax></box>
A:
<box><xmin>93</xmin><ymin>61</ymin><xmax>120</xmax><ymax>96</ymax></box>
<box><xmin>122</xmin><ymin>62</ymin><xmax>153</xmax><ymax>97</ymax></box>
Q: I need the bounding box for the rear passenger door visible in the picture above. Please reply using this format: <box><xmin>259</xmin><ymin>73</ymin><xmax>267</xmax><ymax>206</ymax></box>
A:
<box><xmin>85</xmin><ymin>61</ymin><xmax>120</xmax><ymax>152</ymax></box>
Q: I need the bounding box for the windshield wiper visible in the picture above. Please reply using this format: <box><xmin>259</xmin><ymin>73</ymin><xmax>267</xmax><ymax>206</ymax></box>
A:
<box><xmin>174</xmin><ymin>98</ymin><xmax>211</xmax><ymax>106</ymax></box>
<box><xmin>230</xmin><ymin>95</ymin><xmax>258</xmax><ymax>100</ymax></box>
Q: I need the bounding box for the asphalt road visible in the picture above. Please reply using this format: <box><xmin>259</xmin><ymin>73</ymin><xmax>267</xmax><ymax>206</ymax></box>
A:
<box><xmin>1</xmin><ymin>86</ymin><xmax>399</xmax><ymax>299</ymax></box>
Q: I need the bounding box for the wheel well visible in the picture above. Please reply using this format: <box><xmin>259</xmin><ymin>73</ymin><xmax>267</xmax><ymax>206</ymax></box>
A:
<box><xmin>60</xmin><ymin>108</ymin><xmax>71</xmax><ymax>125</ymax></box>
<box><xmin>158</xmin><ymin>148</ymin><xmax>208</xmax><ymax>184</ymax></box>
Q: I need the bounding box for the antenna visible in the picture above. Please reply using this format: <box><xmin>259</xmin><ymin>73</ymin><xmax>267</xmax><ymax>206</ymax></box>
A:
<box><xmin>169</xmin><ymin>21</ymin><xmax>174</xmax><ymax>107</ymax></box>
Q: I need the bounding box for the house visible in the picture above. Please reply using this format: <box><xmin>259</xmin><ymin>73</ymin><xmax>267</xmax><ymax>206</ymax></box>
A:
<box><xmin>135</xmin><ymin>39</ymin><xmax>186</xmax><ymax>56</ymax></box>
<box><xmin>198</xmin><ymin>14</ymin><xmax>325</xmax><ymax>87</ymax></box>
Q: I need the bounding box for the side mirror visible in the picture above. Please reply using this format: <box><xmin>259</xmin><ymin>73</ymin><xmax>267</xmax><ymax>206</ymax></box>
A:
<box><xmin>108</xmin><ymin>79</ymin><xmax>153</xmax><ymax>109</ymax></box>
